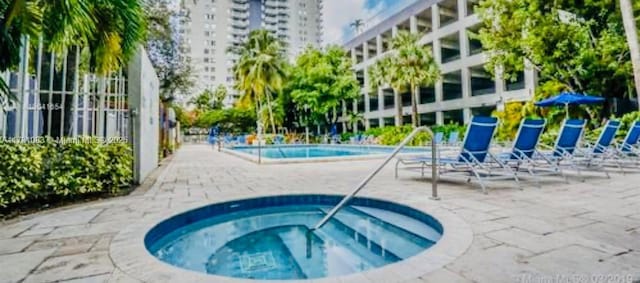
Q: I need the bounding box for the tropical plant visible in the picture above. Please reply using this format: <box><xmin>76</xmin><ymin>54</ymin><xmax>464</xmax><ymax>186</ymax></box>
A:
<box><xmin>191</xmin><ymin>89</ymin><xmax>214</xmax><ymax>111</ymax></box>
<box><xmin>0</xmin><ymin>0</ymin><xmax>147</xmax><ymax>99</ymax></box>
<box><xmin>345</xmin><ymin>112</ymin><xmax>364</xmax><ymax>131</ymax></box>
<box><xmin>476</xmin><ymin>0</ymin><xmax>635</xmax><ymax>111</ymax></box>
<box><xmin>231</xmin><ymin>29</ymin><xmax>287</xmax><ymax>134</ymax></box>
<box><xmin>350</xmin><ymin>19</ymin><xmax>364</xmax><ymax>34</ymax></box>
<box><xmin>0</xmin><ymin>138</ymin><xmax>132</xmax><ymax>208</ymax></box>
<box><xmin>145</xmin><ymin>0</ymin><xmax>193</xmax><ymax>101</ymax></box>
<box><xmin>288</xmin><ymin>45</ymin><xmax>360</xmax><ymax>131</ymax></box>
<box><xmin>492</xmin><ymin>102</ymin><xmax>525</xmax><ymax>141</ymax></box>
<box><xmin>368</xmin><ymin>31</ymin><xmax>440</xmax><ymax>127</ymax></box>
<box><xmin>194</xmin><ymin>108</ymin><xmax>256</xmax><ymax>134</ymax></box>
<box><xmin>212</xmin><ymin>84</ymin><xmax>228</xmax><ymax>109</ymax></box>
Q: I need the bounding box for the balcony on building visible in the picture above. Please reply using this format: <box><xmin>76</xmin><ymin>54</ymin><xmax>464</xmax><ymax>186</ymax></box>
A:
<box><xmin>356</xmin><ymin>70</ymin><xmax>364</xmax><ymax>89</ymax></box>
<box><xmin>420</xmin><ymin>84</ymin><xmax>436</xmax><ymax>104</ymax></box>
<box><xmin>438</xmin><ymin>0</ymin><xmax>458</xmax><ymax>27</ymax></box>
<box><xmin>440</xmin><ymin>32</ymin><xmax>461</xmax><ymax>63</ymax></box>
<box><xmin>420</xmin><ymin>112</ymin><xmax>437</xmax><ymax>126</ymax></box>
<box><xmin>368</xmin><ymin>91</ymin><xmax>379</xmax><ymax>112</ymax></box>
<box><xmin>505</xmin><ymin>71</ymin><xmax>526</xmax><ymax>91</ymax></box>
<box><xmin>443</xmin><ymin>109</ymin><xmax>464</xmax><ymax>124</ymax></box>
<box><xmin>231</xmin><ymin>3</ymin><xmax>249</xmax><ymax>11</ymax></box>
<box><xmin>380</xmin><ymin>30</ymin><xmax>392</xmax><ymax>54</ymax></box>
<box><xmin>366</xmin><ymin>37</ymin><xmax>377</xmax><ymax>59</ymax></box>
<box><xmin>470</xmin><ymin>65</ymin><xmax>496</xmax><ymax>96</ymax></box>
<box><xmin>443</xmin><ymin>70</ymin><xmax>463</xmax><ymax>101</ymax></box>
<box><xmin>467</xmin><ymin>24</ymin><xmax>483</xmax><ymax>56</ymax></box>
<box><xmin>382</xmin><ymin>88</ymin><xmax>394</xmax><ymax>110</ymax></box>
<box><xmin>416</xmin><ymin>7</ymin><xmax>433</xmax><ymax>35</ymax></box>
<box><xmin>397</xmin><ymin>18</ymin><xmax>411</xmax><ymax>34</ymax></box>
<box><xmin>354</xmin><ymin>45</ymin><xmax>364</xmax><ymax>64</ymax></box>
<box><xmin>466</xmin><ymin>0</ymin><xmax>480</xmax><ymax>16</ymax></box>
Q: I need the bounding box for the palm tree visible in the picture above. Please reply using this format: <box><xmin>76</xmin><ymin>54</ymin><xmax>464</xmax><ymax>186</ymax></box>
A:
<box><xmin>620</xmin><ymin>0</ymin><xmax>640</xmax><ymax>110</ymax></box>
<box><xmin>231</xmin><ymin>29</ymin><xmax>287</xmax><ymax>134</ymax></box>
<box><xmin>346</xmin><ymin>112</ymin><xmax>364</xmax><ymax>132</ymax></box>
<box><xmin>350</xmin><ymin>19</ymin><xmax>364</xmax><ymax>34</ymax></box>
<box><xmin>369</xmin><ymin>56</ymin><xmax>404</xmax><ymax>126</ymax></box>
<box><xmin>0</xmin><ymin>0</ymin><xmax>146</xmax><ymax>99</ymax></box>
<box><xmin>369</xmin><ymin>31</ymin><xmax>440</xmax><ymax>127</ymax></box>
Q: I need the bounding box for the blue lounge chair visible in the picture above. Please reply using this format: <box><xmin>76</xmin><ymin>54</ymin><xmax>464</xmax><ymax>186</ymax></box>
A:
<box><xmin>447</xmin><ymin>131</ymin><xmax>459</xmax><ymax>146</ymax></box>
<box><xmin>396</xmin><ymin>116</ymin><xmax>518</xmax><ymax>194</ymax></box>
<box><xmin>434</xmin><ymin>132</ymin><xmax>444</xmax><ymax>145</ymax></box>
<box><xmin>615</xmin><ymin>120</ymin><xmax>640</xmax><ymax>160</ymax></box>
<box><xmin>496</xmin><ymin>118</ymin><xmax>559</xmax><ymax>187</ymax></box>
<box><xmin>536</xmin><ymin>119</ymin><xmax>587</xmax><ymax>180</ymax></box>
<box><xmin>574</xmin><ymin>120</ymin><xmax>620</xmax><ymax>174</ymax></box>
<box><xmin>236</xmin><ymin>135</ymin><xmax>246</xmax><ymax>145</ymax></box>
<box><xmin>274</xmin><ymin>134</ymin><xmax>285</xmax><ymax>144</ymax></box>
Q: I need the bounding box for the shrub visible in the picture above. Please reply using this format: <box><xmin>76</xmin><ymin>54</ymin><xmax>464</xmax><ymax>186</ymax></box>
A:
<box><xmin>492</xmin><ymin>102</ymin><xmax>525</xmax><ymax>141</ymax></box>
<box><xmin>0</xmin><ymin>138</ymin><xmax>132</xmax><ymax>207</ymax></box>
<box><xmin>359</xmin><ymin>123</ymin><xmax>467</xmax><ymax>146</ymax></box>
<box><xmin>0</xmin><ymin>142</ymin><xmax>44</xmax><ymax>206</ymax></box>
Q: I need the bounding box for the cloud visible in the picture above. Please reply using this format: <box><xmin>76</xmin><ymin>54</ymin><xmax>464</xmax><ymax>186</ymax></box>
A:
<box><xmin>321</xmin><ymin>0</ymin><xmax>415</xmax><ymax>46</ymax></box>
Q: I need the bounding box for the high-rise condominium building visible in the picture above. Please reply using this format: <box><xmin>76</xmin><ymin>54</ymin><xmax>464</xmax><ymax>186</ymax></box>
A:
<box><xmin>339</xmin><ymin>0</ymin><xmax>536</xmax><ymax>132</ymax></box>
<box><xmin>178</xmin><ymin>0</ymin><xmax>323</xmax><ymax>106</ymax></box>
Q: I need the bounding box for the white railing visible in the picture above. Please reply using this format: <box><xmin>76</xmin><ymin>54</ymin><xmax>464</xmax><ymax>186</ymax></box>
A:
<box><xmin>312</xmin><ymin>126</ymin><xmax>440</xmax><ymax>230</ymax></box>
<box><xmin>0</xmin><ymin>37</ymin><xmax>128</xmax><ymax>139</ymax></box>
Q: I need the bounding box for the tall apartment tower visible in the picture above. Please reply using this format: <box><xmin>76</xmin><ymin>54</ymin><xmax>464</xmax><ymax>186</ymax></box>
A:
<box><xmin>178</xmin><ymin>0</ymin><xmax>323</xmax><ymax>106</ymax></box>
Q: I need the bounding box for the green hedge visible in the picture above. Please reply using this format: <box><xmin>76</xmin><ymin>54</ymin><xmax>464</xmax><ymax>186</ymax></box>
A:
<box><xmin>0</xmin><ymin>138</ymin><xmax>132</xmax><ymax>207</ymax></box>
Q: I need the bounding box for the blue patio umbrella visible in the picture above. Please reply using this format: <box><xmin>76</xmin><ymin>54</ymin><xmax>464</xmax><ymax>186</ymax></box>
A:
<box><xmin>535</xmin><ymin>91</ymin><xmax>604</xmax><ymax>118</ymax></box>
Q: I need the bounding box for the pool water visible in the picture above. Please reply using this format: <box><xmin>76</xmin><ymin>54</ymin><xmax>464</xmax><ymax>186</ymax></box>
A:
<box><xmin>231</xmin><ymin>145</ymin><xmax>426</xmax><ymax>159</ymax></box>
<box><xmin>145</xmin><ymin>195</ymin><xmax>442</xmax><ymax>280</ymax></box>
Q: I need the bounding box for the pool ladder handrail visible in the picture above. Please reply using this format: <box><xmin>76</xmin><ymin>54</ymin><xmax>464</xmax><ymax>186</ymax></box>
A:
<box><xmin>311</xmin><ymin>126</ymin><xmax>440</xmax><ymax>231</ymax></box>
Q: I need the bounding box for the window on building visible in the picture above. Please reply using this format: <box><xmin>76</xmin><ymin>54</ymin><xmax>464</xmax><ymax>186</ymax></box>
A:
<box><xmin>401</xmin><ymin>90</ymin><xmax>411</xmax><ymax>107</ymax></box>
<box><xmin>382</xmin><ymin>88</ymin><xmax>395</xmax><ymax>109</ymax></box>
<box><xmin>416</xmin><ymin>8</ymin><xmax>433</xmax><ymax>34</ymax></box>
<box><xmin>505</xmin><ymin>71</ymin><xmax>526</xmax><ymax>91</ymax></box>
<box><xmin>369</xmin><ymin>118</ymin><xmax>380</xmax><ymax>128</ymax></box>
<box><xmin>383</xmin><ymin>116</ymin><xmax>395</xmax><ymax>126</ymax></box>
<box><xmin>419</xmin><ymin>86</ymin><xmax>436</xmax><ymax>104</ymax></box>
<box><xmin>467</xmin><ymin>24</ymin><xmax>483</xmax><ymax>56</ymax></box>
<box><xmin>471</xmin><ymin>106</ymin><xmax>496</xmax><ymax>117</ymax></box>
<box><xmin>438</xmin><ymin>0</ymin><xmax>459</xmax><ymax>27</ymax></box>
<box><xmin>443</xmin><ymin>71</ymin><xmax>462</xmax><ymax>100</ymax></box>
<box><xmin>440</xmin><ymin>32</ymin><xmax>461</xmax><ymax>63</ymax></box>
<box><xmin>467</xmin><ymin>0</ymin><xmax>479</xmax><ymax>16</ymax></box>
<box><xmin>357</xmin><ymin>96</ymin><xmax>365</xmax><ymax>113</ymax></box>
<box><xmin>443</xmin><ymin>109</ymin><xmax>464</xmax><ymax>125</ymax></box>
<box><xmin>399</xmin><ymin>115</ymin><xmax>410</xmax><ymax>125</ymax></box>
<box><xmin>470</xmin><ymin>65</ymin><xmax>496</xmax><ymax>96</ymax></box>
<box><xmin>369</xmin><ymin>93</ymin><xmax>379</xmax><ymax>112</ymax></box>
<box><xmin>420</xmin><ymin>113</ymin><xmax>437</xmax><ymax>126</ymax></box>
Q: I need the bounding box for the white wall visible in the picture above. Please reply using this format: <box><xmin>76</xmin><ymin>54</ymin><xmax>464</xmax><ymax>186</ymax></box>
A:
<box><xmin>128</xmin><ymin>48</ymin><xmax>160</xmax><ymax>184</ymax></box>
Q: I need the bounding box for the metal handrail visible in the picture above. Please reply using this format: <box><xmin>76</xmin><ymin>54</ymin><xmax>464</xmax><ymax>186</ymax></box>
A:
<box><xmin>311</xmin><ymin>126</ymin><xmax>439</xmax><ymax>231</ymax></box>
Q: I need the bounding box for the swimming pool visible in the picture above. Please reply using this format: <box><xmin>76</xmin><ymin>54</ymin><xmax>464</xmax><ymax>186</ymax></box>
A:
<box><xmin>226</xmin><ymin>144</ymin><xmax>427</xmax><ymax>162</ymax></box>
<box><xmin>145</xmin><ymin>195</ymin><xmax>443</xmax><ymax>280</ymax></box>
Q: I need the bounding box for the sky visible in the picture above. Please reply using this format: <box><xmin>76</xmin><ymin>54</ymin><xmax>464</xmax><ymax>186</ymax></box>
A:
<box><xmin>322</xmin><ymin>0</ymin><xmax>416</xmax><ymax>45</ymax></box>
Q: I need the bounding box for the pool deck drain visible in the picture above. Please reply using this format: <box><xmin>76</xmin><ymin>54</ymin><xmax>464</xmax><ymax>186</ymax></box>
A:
<box><xmin>1</xmin><ymin>144</ymin><xmax>639</xmax><ymax>282</ymax></box>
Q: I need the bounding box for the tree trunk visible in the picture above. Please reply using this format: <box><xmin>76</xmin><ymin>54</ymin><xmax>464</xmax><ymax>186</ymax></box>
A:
<box><xmin>620</xmin><ymin>0</ymin><xmax>640</xmax><ymax>111</ymax></box>
<box><xmin>394</xmin><ymin>89</ymin><xmax>403</xmax><ymax>126</ymax></box>
<box><xmin>265</xmin><ymin>89</ymin><xmax>277</xmax><ymax>134</ymax></box>
<box><xmin>410</xmin><ymin>84</ymin><xmax>419</xmax><ymax>127</ymax></box>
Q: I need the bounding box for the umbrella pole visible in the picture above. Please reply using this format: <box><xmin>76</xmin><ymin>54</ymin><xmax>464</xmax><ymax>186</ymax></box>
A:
<box><xmin>565</xmin><ymin>103</ymin><xmax>569</xmax><ymax>119</ymax></box>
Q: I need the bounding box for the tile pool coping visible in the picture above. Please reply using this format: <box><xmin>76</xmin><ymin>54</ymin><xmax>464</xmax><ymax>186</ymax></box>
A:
<box><xmin>220</xmin><ymin>144</ymin><xmax>443</xmax><ymax>164</ymax></box>
<box><xmin>110</xmin><ymin>193</ymin><xmax>473</xmax><ymax>283</ymax></box>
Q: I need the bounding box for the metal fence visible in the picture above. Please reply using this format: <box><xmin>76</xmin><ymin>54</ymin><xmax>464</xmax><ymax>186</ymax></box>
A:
<box><xmin>0</xmin><ymin>37</ymin><xmax>129</xmax><ymax>140</ymax></box>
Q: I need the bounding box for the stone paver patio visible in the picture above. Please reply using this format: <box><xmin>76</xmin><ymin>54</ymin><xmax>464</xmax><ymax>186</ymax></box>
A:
<box><xmin>1</xmin><ymin>144</ymin><xmax>639</xmax><ymax>283</ymax></box>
